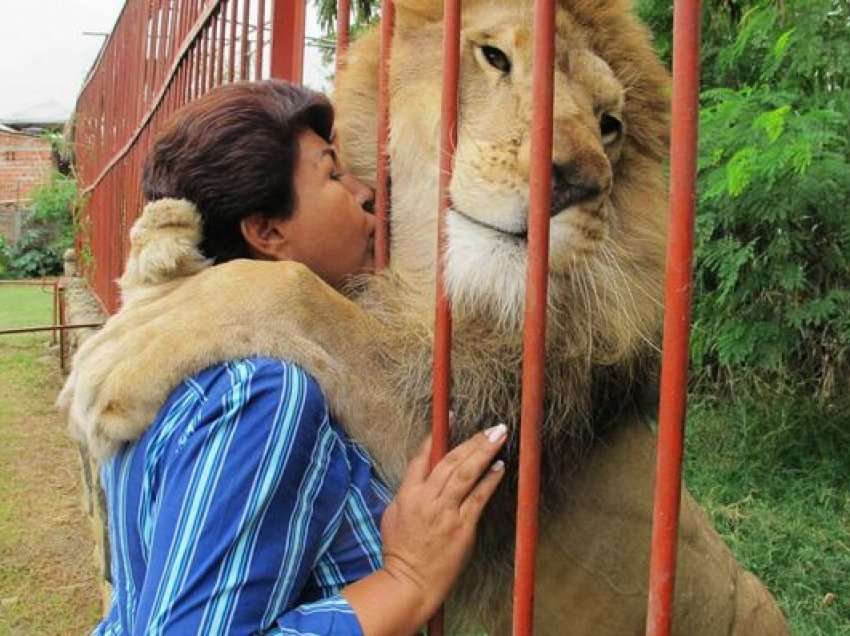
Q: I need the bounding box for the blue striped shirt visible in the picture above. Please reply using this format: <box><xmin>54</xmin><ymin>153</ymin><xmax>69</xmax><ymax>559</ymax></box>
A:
<box><xmin>94</xmin><ymin>357</ymin><xmax>391</xmax><ymax>635</ymax></box>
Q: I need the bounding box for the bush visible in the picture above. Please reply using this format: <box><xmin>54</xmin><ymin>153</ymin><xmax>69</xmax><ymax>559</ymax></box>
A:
<box><xmin>0</xmin><ymin>235</ymin><xmax>9</xmax><ymax>276</ymax></box>
<box><xmin>2</xmin><ymin>171</ymin><xmax>77</xmax><ymax>279</ymax></box>
<box><xmin>4</xmin><ymin>222</ymin><xmax>64</xmax><ymax>279</ymax></box>
<box><xmin>639</xmin><ymin>0</ymin><xmax>850</xmax><ymax>400</ymax></box>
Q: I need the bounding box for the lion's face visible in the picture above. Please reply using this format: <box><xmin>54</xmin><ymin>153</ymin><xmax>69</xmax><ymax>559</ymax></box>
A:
<box><xmin>337</xmin><ymin>0</ymin><xmax>669</xmax><ymax>336</ymax></box>
<box><xmin>445</xmin><ymin>4</ymin><xmax>628</xmax><ymax>314</ymax></box>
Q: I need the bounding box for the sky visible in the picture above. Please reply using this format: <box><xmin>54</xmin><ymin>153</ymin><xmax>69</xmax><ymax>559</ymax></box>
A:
<box><xmin>0</xmin><ymin>0</ymin><xmax>331</xmax><ymax>122</ymax></box>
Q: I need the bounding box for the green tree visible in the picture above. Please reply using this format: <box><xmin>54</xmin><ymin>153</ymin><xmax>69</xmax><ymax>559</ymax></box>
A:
<box><xmin>639</xmin><ymin>0</ymin><xmax>850</xmax><ymax>399</ymax></box>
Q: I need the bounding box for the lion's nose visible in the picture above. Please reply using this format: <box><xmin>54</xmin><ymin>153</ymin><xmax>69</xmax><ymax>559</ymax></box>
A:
<box><xmin>549</xmin><ymin>161</ymin><xmax>603</xmax><ymax>217</ymax></box>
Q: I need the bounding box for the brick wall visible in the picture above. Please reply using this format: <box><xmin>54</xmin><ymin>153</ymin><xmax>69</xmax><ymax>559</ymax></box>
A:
<box><xmin>0</xmin><ymin>130</ymin><xmax>54</xmax><ymax>242</ymax></box>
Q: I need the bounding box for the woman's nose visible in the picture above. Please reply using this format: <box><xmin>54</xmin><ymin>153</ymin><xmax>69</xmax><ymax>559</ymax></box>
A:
<box><xmin>341</xmin><ymin>173</ymin><xmax>375</xmax><ymax>212</ymax></box>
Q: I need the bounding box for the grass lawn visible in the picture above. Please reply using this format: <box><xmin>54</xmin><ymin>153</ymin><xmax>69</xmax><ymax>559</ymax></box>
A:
<box><xmin>686</xmin><ymin>397</ymin><xmax>850</xmax><ymax>635</ymax></box>
<box><xmin>0</xmin><ymin>281</ymin><xmax>58</xmax><ymax>330</ymax></box>
<box><xmin>0</xmin><ymin>283</ymin><xmax>101</xmax><ymax>634</ymax></box>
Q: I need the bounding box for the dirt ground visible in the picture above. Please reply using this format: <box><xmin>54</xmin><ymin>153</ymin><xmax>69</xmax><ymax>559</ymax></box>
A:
<box><xmin>0</xmin><ymin>331</ymin><xmax>102</xmax><ymax>634</ymax></box>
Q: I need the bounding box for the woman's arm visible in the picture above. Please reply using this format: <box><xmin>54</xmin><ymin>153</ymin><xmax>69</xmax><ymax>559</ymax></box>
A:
<box><xmin>132</xmin><ymin>359</ymin><xmax>361</xmax><ymax>635</ymax></box>
<box><xmin>132</xmin><ymin>358</ymin><xmax>505</xmax><ymax>636</ymax></box>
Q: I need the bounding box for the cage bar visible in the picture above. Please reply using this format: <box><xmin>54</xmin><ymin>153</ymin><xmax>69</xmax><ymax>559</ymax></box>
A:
<box><xmin>373</xmin><ymin>0</ymin><xmax>394</xmax><ymax>269</ymax></box>
<box><xmin>336</xmin><ymin>0</ymin><xmax>350</xmax><ymax>73</ymax></box>
<box><xmin>256</xmin><ymin>0</ymin><xmax>266</xmax><ymax>79</ymax></box>
<box><xmin>217</xmin><ymin>2</ymin><xmax>226</xmax><ymax>84</ymax></box>
<box><xmin>269</xmin><ymin>0</ymin><xmax>305</xmax><ymax>82</ymax></box>
<box><xmin>645</xmin><ymin>1</ymin><xmax>702</xmax><ymax>634</ymax></box>
<box><xmin>426</xmin><ymin>0</ymin><xmax>462</xmax><ymax>632</ymax></box>
<box><xmin>229</xmin><ymin>0</ymin><xmax>238</xmax><ymax>80</ymax></box>
<box><xmin>511</xmin><ymin>0</ymin><xmax>556</xmax><ymax>633</ymax></box>
<box><xmin>240</xmin><ymin>0</ymin><xmax>251</xmax><ymax>80</ymax></box>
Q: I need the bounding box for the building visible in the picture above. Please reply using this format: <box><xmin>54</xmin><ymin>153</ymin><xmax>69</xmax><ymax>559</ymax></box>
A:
<box><xmin>0</xmin><ymin>124</ymin><xmax>55</xmax><ymax>243</ymax></box>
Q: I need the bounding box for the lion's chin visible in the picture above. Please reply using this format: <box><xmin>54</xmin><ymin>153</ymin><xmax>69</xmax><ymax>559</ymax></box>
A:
<box><xmin>444</xmin><ymin>209</ymin><xmax>606</xmax><ymax>324</ymax></box>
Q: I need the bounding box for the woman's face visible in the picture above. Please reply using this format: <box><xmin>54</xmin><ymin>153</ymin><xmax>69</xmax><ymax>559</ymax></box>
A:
<box><xmin>281</xmin><ymin>129</ymin><xmax>376</xmax><ymax>288</ymax></box>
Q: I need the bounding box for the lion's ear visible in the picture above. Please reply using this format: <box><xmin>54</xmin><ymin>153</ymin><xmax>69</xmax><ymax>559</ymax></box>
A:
<box><xmin>393</xmin><ymin>0</ymin><xmax>443</xmax><ymax>27</ymax></box>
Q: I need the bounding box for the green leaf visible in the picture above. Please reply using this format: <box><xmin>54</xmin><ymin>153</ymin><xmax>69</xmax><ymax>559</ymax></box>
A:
<box><xmin>773</xmin><ymin>28</ymin><xmax>795</xmax><ymax>63</ymax></box>
<box><xmin>726</xmin><ymin>147</ymin><xmax>757</xmax><ymax>196</ymax></box>
<box><xmin>753</xmin><ymin>105</ymin><xmax>791</xmax><ymax>142</ymax></box>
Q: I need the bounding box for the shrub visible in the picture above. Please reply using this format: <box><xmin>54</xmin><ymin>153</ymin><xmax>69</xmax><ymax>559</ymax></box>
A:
<box><xmin>0</xmin><ymin>235</ymin><xmax>9</xmax><ymax>277</ymax></box>
<box><xmin>3</xmin><ymin>171</ymin><xmax>77</xmax><ymax>279</ymax></box>
<box><xmin>638</xmin><ymin>0</ymin><xmax>850</xmax><ymax>400</ymax></box>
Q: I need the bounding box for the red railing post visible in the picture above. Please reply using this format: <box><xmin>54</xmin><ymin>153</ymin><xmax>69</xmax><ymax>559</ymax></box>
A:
<box><xmin>336</xmin><ymin>0</ymin><xmax>351</xmax><ymax>73</ymax></box>
<box><xmin>373</xmin><ymin>0</ymin><xmax>394</xmax><ymax>269</ymax></box>
<box><xmin>427</xmin><ymin>0</ymin><xmax>462</xmax><ymax>632</ymax></box>
<box><xmin>512</xmin><ymin>0</ymin><xmax>556</xmax><ymax>631</ymax></box>
<box><xmin>256</xmin><ymin>0</ymin><xmax>267</xmax><ymax>79</ymax></box>
<box><xmin>240</xmin><ymin>0</ymin><xmax>251</xmax><ymax>80</ymax></box>
<box><xmin>270</xmin><ymin>0</ymin><xmax>305</xmax><ymax>83</ymax></box>
<box><xmin>51</xmin><ymin>280</ymin><xmax>59</xmax><ymax>346</ymax></box>
<box><xmin>645</xmin><ymin>1</ymin><xmax>702</xmax><ymax>634</ymax></box>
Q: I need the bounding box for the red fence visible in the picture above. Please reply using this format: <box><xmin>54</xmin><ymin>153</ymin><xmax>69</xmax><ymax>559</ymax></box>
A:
<box><xmin>75</xmin><ymin>0</ymin><xmax>305</xmax><ymax>313</ymax></box>
<box><xmin>74</xmin><ymin>0</ymin><xmax>700</xmax><ymax>633</ymax></box>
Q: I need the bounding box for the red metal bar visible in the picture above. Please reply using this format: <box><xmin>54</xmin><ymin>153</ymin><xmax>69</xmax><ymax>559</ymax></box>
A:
<box><xmin>373</xmin><ymin>0</ymin><xmax>394</xmax><ymax>269</ymax></box>
<box><xmin>512</xmin><ymin>0</ymin><xmax>556</xmax><ymax>631</ymax></box>
<box><xmin>645</xmin><ymin>1</ymin><xmax>702</xmax><ymax>634</ymax></box>
<box><xmin>426</xmin><ymin>0</ymin><xmax>461</xmax><ymax>633</ymax></box>
<box><xmin>209</xmin><ymin>15</ymin><xmax>219</xmax><ymax>89</ymax></box>
<box><xmin>199</xmin><ymin>22</ymin><xmax>209</xmax><ymax>93</ymax></box>
<box><xmin>229</xmin><ymin>0</ymin><xmax>238</xmax><ymax>80</ymax></box>
<box><xmin>240</xmin><ymin>0</ymin><xmax>251</xmax><ymax>79</ymax></box>
<box><xmin>58</xmin><ymin>284</ymin><xmax>67</xmax><ymax>372</ymax></box>
<box><xmin>149</xmin><ymin>2</ymin><xmax>161</xmax><ymax>104</ymax></box>
<box><xmin>51</xmin><ymin>280</ymin><xmax>59</xmax><ymax>345</ymax></box>
<box><xmin>0</xmin><ymin>280</ymin><xmax>59</xmax><ymax>286</ymax></box>
<box><xmin>336</xmin><ymin>0</ymin><xmax>350</xmax><ymax>74</ymax></box>
<box><xmin>270</xmin><ymin>0</ymin><xmax>305</xmax><ymax>82</ymax></box>
<box><xmin>156</xmin><ymin>0</ymin><xmax>171</xmax><ymax>88</ymax></box>
<box><xmin>256</xmin><ymin>0</ymin><xmax>266</xmax><ymax>78</ymax></box>
<box><xmin>170</xmin><ymin>0</ymin><xmax>184</xmax><ymax>63</ymax></box>
<box><xmin>217</xmin><ymin>2</ymin><xmax>226</xmax><ymax>85</ymax></box>
<box><xmin>192</xmin><ymin>41</ymin><xmax>199</xmax><ymax>98</ymax></box>
<box><xmin>0</xmin><ymin>323</ymin><xmax>104</xmax><ymax>336</ymax></box>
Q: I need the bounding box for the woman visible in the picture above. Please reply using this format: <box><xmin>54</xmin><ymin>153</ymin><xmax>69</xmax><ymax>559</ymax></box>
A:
<box><xmin>93</xmin><ymin>80</ymin><xmax>506</xmax><ymax>635</ymax></box>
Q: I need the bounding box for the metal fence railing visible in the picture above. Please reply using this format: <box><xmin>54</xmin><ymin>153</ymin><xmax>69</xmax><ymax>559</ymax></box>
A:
<box><xmin>74</xmin><ymin>0</ymin><xmax>701</xmax><ymax>633</ymax></box>
<box><xmin>75</xmin><ymin>0</ymin><xmax>305</xmax><ymax>313</ymax></box>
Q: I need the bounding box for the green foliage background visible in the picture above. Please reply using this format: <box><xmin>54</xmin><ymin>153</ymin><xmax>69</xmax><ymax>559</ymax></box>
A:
<box><xmin>639</xmin><ymin>0</ymin><xmax>850</xmax><ymax>404</ymax></box>
<box><xmin>637</xmin><ymin>1</ymin><xmax>850</xmax><ymax>632</ymax></box>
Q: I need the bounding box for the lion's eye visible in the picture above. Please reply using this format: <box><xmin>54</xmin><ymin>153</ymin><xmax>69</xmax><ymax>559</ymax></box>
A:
<box><xmin>600</xmin><ymin>113</ymin><xmax>623</xmax><ymax>145</ymax></box>
<box><xmin>481</xmin><ymin>45</ymin><xmax>511</xmax><ymax>74</ymax></box>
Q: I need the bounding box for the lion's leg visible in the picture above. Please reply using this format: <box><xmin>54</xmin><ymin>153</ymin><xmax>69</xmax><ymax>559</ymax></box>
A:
<box><xmin>528</xmin><ymin>423</ymin><xmax>788</xmax><ymax>636</ymax></box>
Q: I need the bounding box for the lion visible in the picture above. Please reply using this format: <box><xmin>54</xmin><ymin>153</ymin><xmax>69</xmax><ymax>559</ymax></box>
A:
<box><xmin>58</xmin><ymin>0</ymin><xmax>789</xmax><ymax>633</ymax></box>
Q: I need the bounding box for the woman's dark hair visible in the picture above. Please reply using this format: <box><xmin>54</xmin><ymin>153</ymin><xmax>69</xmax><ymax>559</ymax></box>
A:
<box><xmin>143</xmin><ymin>80</ymin><xmax>334</xmax><ymax>262</ymax></box>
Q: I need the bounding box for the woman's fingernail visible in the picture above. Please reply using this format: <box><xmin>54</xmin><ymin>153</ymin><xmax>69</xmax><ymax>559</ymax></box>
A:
<box><xmin>491</xmin><ymin>460</ymin><xmax>505</xmax><ymax>472</ymax></box>
<box><xmin>484</xmin><ymin>423</ymin><xmax>507</xmax><ymax>443</ymax></box>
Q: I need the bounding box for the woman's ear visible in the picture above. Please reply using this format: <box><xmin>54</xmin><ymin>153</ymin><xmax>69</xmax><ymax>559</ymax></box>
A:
<box><xmin>240</xmin><ymin>214</ymin><xmax>293</xmax><ymax>261</ymax></box>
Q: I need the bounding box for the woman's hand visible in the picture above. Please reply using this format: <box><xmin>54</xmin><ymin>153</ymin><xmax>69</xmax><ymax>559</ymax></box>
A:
<box><xmin>382</xmin><ymin>424</ymin><xmax>507</xmax><ymax>615</ymax></box>
<box><xmin>343</xmin><ymin>424</ymin><xmax>507</xmax><ymax>635</ymax></box>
